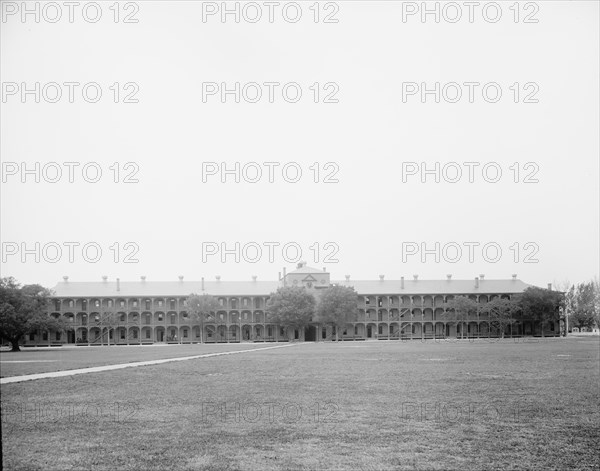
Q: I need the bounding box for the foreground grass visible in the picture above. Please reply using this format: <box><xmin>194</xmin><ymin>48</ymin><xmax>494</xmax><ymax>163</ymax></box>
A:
<box><xmin>0</xmin><ymin>344</ymin><xmax>265</xmax><ymax>378</ymax></box>
<box><xmin>1</xmin><ymin>337</ymin><xmax>599</xmax><ymax>470</ymax></box>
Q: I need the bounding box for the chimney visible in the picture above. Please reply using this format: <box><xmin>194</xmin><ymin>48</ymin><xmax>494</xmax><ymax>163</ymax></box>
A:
<box><xmin>283</xmin><ymin>267</ymin><xmax>287</xmax><ymax>286</ymax></box>
<box><xmin>447</xmin><ymin>274</ymin><xmax>452</xmax><ymax>281</ymax></box>
<box><xmin>63</xmin><ymin>276</ymin><xmax>69</xmax><ymax>282</ymax></box>
<box><xmin>278</xmin><ymin>271</ymin><xmax>281</xmax><ymax>281</ymax></box>
<box><xmin>475</xmin><ymin>277</ymin><xmax>479</xmax><ymax>288</ymax></box>
<box><xmin>547</xmin><ymin>283</ymin><xmax>552</xmax><ymax>291</ymax></box>
<box><xmin>479</xmin><ymin>274</ymin><xmax>485</xmax><ymax>280</ymax></box>
<box><xmin>401</xmin><ymin>276</ymin><xmax>405</xmax><ymax>289</ymax></box>
<box><xmin>216</xmin><ymin>275</ymin><xmax>221</xmax><ymax>281</ymax></box>
<box><xmin>102</xmin><ymin>276</ymin><xmax>107</xmax><ymax>282</ymax></box>
<box><xmin>512</xmin><ymin>274</ymin><xmax>517</xmax><ymax>280</ymax></box>
<box><xmin>379</xmin><ymin>275</ymin><xmax>385</xmax><ymax>281</ymax></box>
<box><xmin>252</xmin><ymin>275</ymin><xmax>257</xmax><ymax>282</ymax></box>
<box><xmin>345</xmin><ymin>275</ymin><xmax>350</xmax><ymax>282</ymax></box>
<box><xmin>116</xmin><ymin>278</ymin><xmax>121</xmax><ymax>292</ymax></box>
<box><xmin>201</xmin><ymin>277</ymin><xmax>205</xmax><ymax>291</ymax></box>
<box><xmin>141</xmin><ymin>276</ymin><xmax>146</xmax><ymax>282</ymax></box>
<box><xmin>178</xmin><ymin>276</ymin><xmax>184</xmax><ymax>282</ymax></box>
<box><xmin>413</xmin><ymin>274</ymin><xmax>418</xmax><ymax>281</ymax></box>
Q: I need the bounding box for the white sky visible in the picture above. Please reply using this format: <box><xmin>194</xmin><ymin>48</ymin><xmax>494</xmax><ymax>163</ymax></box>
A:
<box><xmin>1</xmin><ymin>1</ymin><xmax>598</xmax><ymax>290</ymax></box>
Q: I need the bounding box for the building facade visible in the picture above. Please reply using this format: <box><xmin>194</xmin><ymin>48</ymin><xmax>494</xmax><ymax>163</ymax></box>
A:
<box><xmin>22</xmin><ymin>263</ymin><xmax>560</xmax><ymax>346</ymax></box>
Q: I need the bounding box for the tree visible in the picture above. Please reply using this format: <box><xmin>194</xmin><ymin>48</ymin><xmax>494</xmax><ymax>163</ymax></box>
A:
<box><xmin>479</xmin><ymin>297</ymin><xmax>520</xmax><ymax>338</ymax></box>
<box><xmin>187</xmin><ymin>293</ymin><xmax>222</xmax><ymax>343</ymax></box>
<box><xmin>441</xmin><ymin>296</ymin><xmax>479</xmax><ymax>339</ymax></box>
<box><xmin>92</xmin><ymin>310</ymin><xmax>120</xmax><ymax>346</ymax></box>
<box><xmin>569</xmin><ymin>281</ymin><xmax>599</xmax><ymax>331</ymax></box>
<box><xmin>315</xmin><ymin>285</ymin><xmax>358</xmax><ymax>341</ymax></box>
<box><xmin>0</xmin><ymin>277</ymin><xmax>65</xmax><ymax>351</ymax></box>
<box><xmin>516</xmin><ymin>286</ymin><xmax>563</xmax><ymax>337</ymax></box>
<box><xmin>266</xmin><ymin>286</ymin><xmax>316</xmax><ymax>336</ymax></box>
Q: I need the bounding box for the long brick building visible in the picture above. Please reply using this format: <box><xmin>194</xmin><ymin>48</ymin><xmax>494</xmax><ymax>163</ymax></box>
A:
<box><xmin>23</xmin><ymin>263</ymin><xmax>560</xmax><ymax>346</ymax></box>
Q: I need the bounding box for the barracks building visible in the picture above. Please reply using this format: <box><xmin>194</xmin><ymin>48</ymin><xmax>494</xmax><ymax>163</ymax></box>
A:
<box><xmin>23</xmin><ymin>263</ymin><xmax>560</xmax><ymax>346</ymax></box>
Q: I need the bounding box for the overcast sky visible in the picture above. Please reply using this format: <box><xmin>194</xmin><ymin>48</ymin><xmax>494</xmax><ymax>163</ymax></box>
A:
<box><xmin>1</xmin><ymin>1</ymin><xmax>598</xmax><ymax>290</ymax></box>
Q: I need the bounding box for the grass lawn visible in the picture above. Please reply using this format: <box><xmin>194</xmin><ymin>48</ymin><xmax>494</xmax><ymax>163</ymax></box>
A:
<box><xmin>1</xmin><ymin>337</ymin><xmax>599</xmax><ymax>471</ymax></box>
<box><xmin>0</xmin><ymin>344</ymin><xmax>270</xmax><ymax>378</ymax></box>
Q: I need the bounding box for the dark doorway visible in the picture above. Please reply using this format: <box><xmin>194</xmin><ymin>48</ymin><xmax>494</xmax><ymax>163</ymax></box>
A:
<box><xmin>305</xmin><ymin>325</ymin><xmax>317</xmax><ymax>341</ymax></box>
<box><xmin>367</xmin><ymin>326</ymin><xmax>373</xmax><ymax>338</ymax></box>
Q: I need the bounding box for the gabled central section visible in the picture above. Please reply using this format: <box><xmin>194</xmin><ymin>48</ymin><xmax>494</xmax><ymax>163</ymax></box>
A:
<box><xmin>281</xmin><ymin>261</ymin><xmax>330</xmax><ymax>289</ymax></box>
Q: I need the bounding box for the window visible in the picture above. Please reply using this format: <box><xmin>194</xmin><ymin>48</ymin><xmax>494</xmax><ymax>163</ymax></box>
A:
<box><xmin>365</xmin><ymin>298</ymin><xmax>370</xmax><ymax>305</ymax></box>
<box><xmin>170</xmin><ymin>299</ymin><xmax>176</xmax><ymax>309</ymax></box>
<box><xmin>378</xmin><ymin>297</ymin><xmax>382</xmax><ymax>307</ymax></box>
<box><xmin>120</xmin><ymin>313</ymin><xmax>126</xmax><ymax>322</ymax></box>
<box><xmin>54</xmin><ymin>300</ymin><xmax>61</xmax><ymax>310</ymax></box>
<box><xmin>133</xmin><ymin>330</ymin><xmax>138</xmax><ymax>339</ymax></box>
<box><xmin>158</xmin><ymin>314</ymin><xmax>163</xmax><ymax>321</ymax></box>
<box><xmin>267</xmin><ymin>326</ymin><xmax>272</xmax><ymax>337</ymax></box>
<box><xmin>94</xmin><ymin>300</ymin><xmax>100</xmax><ymax>308</ymax></box>
<box><xmin>378</xmin><ymin>325</ymin><xmax>383</xmax><ymax>335</ymax></box>
<box><xmin>145</xmin><ymin>300</ymin><xmax>151</xmax><ymax>310</ymax></box>
<box><xmin>56</xmin><ymin>332</ymin><xmax>61</xmax><ymax>341</ymax></box>
<box><xmin>82</xmin><ymin>300</ymin><xmax>87</xmax><ymax>310</ymax></box>
<box><xmin>107</xmin><ymin>300</ymin><xmax>113</xmax><ymax>307</ymax></box>
<box><xmin>171</xmin><ymin>314</ymin><xmax>176</xmax><ymax>323</ymax></box>
<box><xmin>119</xmin><ymin>300</ymin><xmax>125</xmax><ymax>308</ymax></box>
<box><xmin>145</xmin><ymin>330</ymin><xmax>150</xmax><ymax>339</ymax></box>
<box><xmin>354</xmin><ymin>325</ymin><xmax>358</xmax><ymax>335</ymax></box>
<box><xmin>343</xmin><ymin>328</ymin><xmax>347</xmax><ymax>335</ymax></box>
<box><xmin>29</xmin><ymin>333</ymin><xmax>35</xmax><ymax>341</ymax></box>
<box><xmin>243</xmin><ymin>298</ymin><xmax>249</xmax><ymax>307</ymax></box>
<box><xmin>68</xmin><ymin>300</ymin><xmax>74</xmax><ymax>308</ymax></box>
<box><xmin>550</xmin><ymin>323</ymin><xmax>555</xmax><ymax>332</ymax></box>
<box><xmin>280</xmin><ymin>327</ymin><xmax>285</xmax><ymax>336</ymax></box>
<box><xmin>158</xmin><ymin>300</ymin><xmax>163</xmax><ymax>307</ymax></box>
<box><xmin>412</xmin><ymin>324</ymin><xmax>416</xmax><ymax>334</ymax></box>
<box><xmin>120</xmin><ymin>330</ymin><xmax>125</xmax><ymax>339</ymax></box>
<box><xmin>133</xmin><ymin>300</ymin><xmax>138</xmax><ymax>308</ymax></box>
<box><xmin>183</xmin><ymin>329</ymin><xmax>188</xmax><ymax>338</ymax></box>
<box><xmin>43</xmin><ymin>332</ymin><xmax>48</xmax><ymax>340</ymax></box>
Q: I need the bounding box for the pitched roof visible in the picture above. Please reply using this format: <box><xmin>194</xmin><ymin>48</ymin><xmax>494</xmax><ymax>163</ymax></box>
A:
<box><xmin>51</xmin><ymin>281</ymin><xmax>279</xmax><ymax>298</ymax></box>
<box><xmin>332</xmin><ymin>279</ymin><xmax>533</xmax><ymax>295</ymax></box>
<box><xmin>51</xmin><ymin>278</ymin><xmax>534</xmax><ymax>298</ymax></box>
<box><xmin>288</xmin><ymin>264</ymin><xmax>325</xmax><ymax>275</ymax></box>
